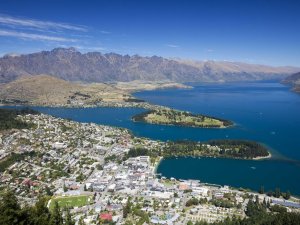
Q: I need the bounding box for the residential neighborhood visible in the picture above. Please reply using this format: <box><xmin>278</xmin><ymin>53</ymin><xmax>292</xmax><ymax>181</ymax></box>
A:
<box><xmin>1</xmin><ymin>113</ymin><xmax>300</xmax><ymax>224</ymax></box>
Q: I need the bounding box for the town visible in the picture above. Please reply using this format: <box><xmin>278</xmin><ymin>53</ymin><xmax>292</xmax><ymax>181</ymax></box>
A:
<box><xmin>1</xmin><ymin>113</ymin><xmax>300</xmax><ymax>224</ymax></box>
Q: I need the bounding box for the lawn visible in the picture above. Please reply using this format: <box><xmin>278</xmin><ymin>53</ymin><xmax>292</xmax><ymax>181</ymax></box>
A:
<box><xmin>49</xmin><ymin>195</ymin><xmax>93</xmax><ymax>210</ymax></box>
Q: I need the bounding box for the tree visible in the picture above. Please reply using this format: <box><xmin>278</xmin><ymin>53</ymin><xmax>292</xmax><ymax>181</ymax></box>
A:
<box><xmin>186</xmin><ymin>198</ymin><xmax>199</xmax><ymax>207</ymax></box>
<box><xmin>262</xmin><ymin>198</ymin><xmax>267</xmax><ymax>208</ymax></box>
<box><xmin>255</xmin><ymin>195</ymin><xmax>259</xmax><ymax>204</ymax></box>
<box><xmin>49</xmin><ymin>201</ymin><xmax>63</xmax><ymax>225</ymax></box>
<box><xmin>283</xmin><ymin>191</ymin><xmax>291</xmax><ymax>200</ymax></box>
<box><xmin>275</xmin><ymin>188</ymin><xmax>281</xmax><ymax>198</ymax></box>
<box><xmin>45</xmin><ymin>186</ymin><xmax>53</xmax><ymax>196</ymax></box>
<box><xmin>64</xmin><ymin>208</ymin><xmax>75</xmax><ymax>225</ymax></box>
<box><xmin>259</xmin><ymin>185</ymin><xmax>264</xmax><ymax>194</ymax></box>
<box><xmin>123</xmin><ymin>199</ymin><xmax>131</xmax><ymax>218</ymax></box>
<box><xmin>31</xmin><ymin>196</ymin><xmax>52</xmax><ymax>225</ymax></box>
<box><xmin>246</xmin><ymin>199</ymin><xmax>265</xmax><ymax>217</ymax></box>
<box><xmin>0</xmin><ymin>190</ymin><xmax>22</xmax><ymax>225</ymax></box>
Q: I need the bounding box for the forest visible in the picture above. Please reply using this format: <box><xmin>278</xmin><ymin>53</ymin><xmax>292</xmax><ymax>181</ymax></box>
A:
<box><xmin>0</xmin><ymin>190</ymin><xmax>79</xmax><ymax>225</ymax></box>
<box><xmin>0</xmin><ymin>108</ymin><xmax>39</xmax><ymax>130</ymax></box>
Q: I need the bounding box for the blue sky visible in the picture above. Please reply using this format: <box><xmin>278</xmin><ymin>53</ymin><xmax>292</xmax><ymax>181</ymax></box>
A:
<box><xmin>0</xmin><ymin>0</ymin><xmax>299</xmax><ymax>66</ymax></box>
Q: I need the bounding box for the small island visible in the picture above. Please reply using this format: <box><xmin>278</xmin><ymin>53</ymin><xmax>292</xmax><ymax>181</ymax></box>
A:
<box><xmin>132</xmin><ymin>108</ymin><xmax>233</xmax><ymax>128</ymax></box>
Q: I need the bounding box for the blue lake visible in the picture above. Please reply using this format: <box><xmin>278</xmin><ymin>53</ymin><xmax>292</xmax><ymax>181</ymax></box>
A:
<box><xmin>4</xmin><ymin>81</ymin><xmax>300</xmax><ymax>194</ymax></box>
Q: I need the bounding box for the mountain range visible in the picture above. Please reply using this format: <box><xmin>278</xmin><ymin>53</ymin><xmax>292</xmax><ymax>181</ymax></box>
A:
<box><xmin>0</xmin><ymin>47</ymin><xmax>299</xmax><ymax>83</ymax></box>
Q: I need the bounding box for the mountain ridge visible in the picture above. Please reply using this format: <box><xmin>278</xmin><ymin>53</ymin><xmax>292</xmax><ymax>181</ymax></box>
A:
<box><xmin>0</xmin><ymin>47</ymin><xmax>299</xmax><ymax>83</ymax></box>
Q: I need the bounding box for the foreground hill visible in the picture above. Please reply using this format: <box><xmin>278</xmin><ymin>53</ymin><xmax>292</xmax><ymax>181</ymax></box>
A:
<box><xmin>0</xmin><ymin>47</ymin><xmax>298</xmax><ymax>83</ymax></box>
<box><xmin>0</xmin><ymin>75</ymin><xmax>133</xmax><ymax>106</ymax></box>
<box><xmin>282</xmin><ymin>72</ymin><xmax>300</xmax><ymax>92</ymax></box>
<box><xmin>0</xmin><ymin>75</ymin><xmax>190</xmax><ymax>106</ymax></box>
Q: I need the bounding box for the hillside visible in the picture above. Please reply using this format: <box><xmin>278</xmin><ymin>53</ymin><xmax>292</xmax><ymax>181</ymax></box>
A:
<box><xmin>0</xmin><ymin>75</ymin><xmax>191</xmax><ymax>106</ymax></box>
<box><xmin>282</xmin><ymin>72</ymin><xmax>300</xmax><ymax>92</ymax></box>
<box><xmin>0</xmin><ymin>48</ymin><xmax>298</xmax><ymax>83</ymax></box>
<box><xmin>0</xmin><ymin>75</ymin><xmax>134</xmax><ymax>106</ymax></box>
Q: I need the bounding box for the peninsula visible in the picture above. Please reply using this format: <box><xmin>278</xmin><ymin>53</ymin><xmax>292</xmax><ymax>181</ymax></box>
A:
<box><xmin>132</xmin><ymin>108</ymin><xmax>233</xmax><ymax>128</ymax></box>
<box><xmin>0</xmin><ymin>75</ymin><xmax>234</xmax><ymax>129</ymax></box>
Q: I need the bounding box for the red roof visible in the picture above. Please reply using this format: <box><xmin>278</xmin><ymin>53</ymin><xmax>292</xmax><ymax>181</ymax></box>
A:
<box><xmin>100</xmin><ymin>213</ymin><xmax>112</xmax><ymax>221</ymax></box>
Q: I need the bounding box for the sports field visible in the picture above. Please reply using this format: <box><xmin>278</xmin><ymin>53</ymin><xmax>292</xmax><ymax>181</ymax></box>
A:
<box><xmin>49</xmin><ymin>195</ymin><xmax>93</xmax><ymax>210</ymax></box>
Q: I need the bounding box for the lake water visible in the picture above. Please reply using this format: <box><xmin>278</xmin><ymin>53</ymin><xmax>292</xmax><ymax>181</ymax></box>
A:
<box><xmin>4</xmin><ymin>81</ymin><xmax>300</xmax><ymax>194</ymax></box>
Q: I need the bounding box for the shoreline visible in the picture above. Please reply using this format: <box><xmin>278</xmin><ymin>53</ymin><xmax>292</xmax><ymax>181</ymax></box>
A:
<box><xmin>132</xmin><ymin>118</ymin><xmax>233</xmax><ymax>129</ymax></box>
<box><xmin>153</xmin><ymin>152</ymin><xmax>273</xmax><ymax>178</ymax></box>
<box><xmin>253</xmin><ymin>152</ymin><xmax>272</xmax><ymax>160</ymax></box>
<box><xmin>153</xmin><ymin>156</ymin><xmax>163</xmax><ymax>174</ymax></box>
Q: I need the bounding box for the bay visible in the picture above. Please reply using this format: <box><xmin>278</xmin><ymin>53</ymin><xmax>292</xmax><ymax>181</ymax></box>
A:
<box><xmin>3</xmin><ymin>81</ymin><xmax>300</xmax><ymax>194</ymax></box>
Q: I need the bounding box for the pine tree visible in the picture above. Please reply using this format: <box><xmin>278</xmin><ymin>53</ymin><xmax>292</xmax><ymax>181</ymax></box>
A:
<box><xmin>32</xmin><ymin>196</ymin><xmax>51</xmax><ymax>225</ymax></box>
<box><xmin>259</xmin><ymin>185</ymin><xmax>264</xmax><ymax>194</ymax></box>
<box><xmin>64</xmin><ymin>207</ymin><xmax>75</xmax><ymax>225</ymax></box>
<box><xmin>285</xmin><ymin>190</ymin><xmax>291</xmax><ymax>200</ymax></box>
<box><xmin>49</xmin><ymin>201</ymin><xmax>63</xmax><ymax>225</ymax></box>
<box><xmin>123</xmin><ymin>199</ymin><xmax>131</xmax><ymax>218</ymax></box>
<box><xmin>275</xmin><ymin>187</ymin><xmax>281</xmax><ymax>198</ymax></box>
<box><xmin>0</xmin><ymin>190</ymin><xmax>22</xmax><ymax>225</ymax></box>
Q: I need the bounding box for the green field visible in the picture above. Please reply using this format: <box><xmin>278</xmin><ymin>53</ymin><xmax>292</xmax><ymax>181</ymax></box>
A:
<box><xmin>49</xmin><ymin>195</ymin><xmax>93</xmax><ymax>210</ymax></box>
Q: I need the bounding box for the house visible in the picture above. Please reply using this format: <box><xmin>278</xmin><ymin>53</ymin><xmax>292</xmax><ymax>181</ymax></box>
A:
<box><xmin>99</xmin><ymin>213</ymin><xmax>112</xmax><ymax>222</ymax></box>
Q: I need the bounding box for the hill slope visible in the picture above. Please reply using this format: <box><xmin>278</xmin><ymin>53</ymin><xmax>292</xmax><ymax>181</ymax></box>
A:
<box><xmin>0</xmin><ymin>48</ymin><xmax>298</xmax><ymax>83</ymax></box>
<box><xmin>0</xmin><ymin>75</ymin><xmax>132</xmax><ymax>106</ymax></box>
<box><xmin>282</xmin><ymin>72</ymin><xmax>300</xmax><ymax>92</ymax></box>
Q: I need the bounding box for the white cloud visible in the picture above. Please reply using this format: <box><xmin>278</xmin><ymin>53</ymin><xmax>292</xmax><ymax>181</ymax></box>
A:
<box><xmin>100</xmin><ymin>30</ymin><xmax>111</xmax><ymax>34</ymax></box>
<box><xmin>0</xmin><ymin>29</ymin><xmax>77</xmax><ymax>42</ymax></box>
<box><xmin>166</xmin><ymin>44</ymin><xmax>180</xmax><ymax>48</ymax></box>
<box><xmin>0</xmin><ymin>14</ymin><xmax>88</xmax><ymax>32</ymax></box>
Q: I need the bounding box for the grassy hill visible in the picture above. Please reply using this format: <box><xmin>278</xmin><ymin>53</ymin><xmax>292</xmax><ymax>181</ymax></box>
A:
<box><xmin>0</xmin><ymin>75</ymin><xmax>134</xmax><ymax>106</ymax></box>
<box><xmin>0</xmin><ymin>75</ymin><xmax>193</xmax><ymax>106</ymax></box>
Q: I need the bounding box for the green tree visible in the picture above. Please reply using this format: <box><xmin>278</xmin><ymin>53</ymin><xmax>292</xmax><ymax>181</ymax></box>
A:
<box><xmin>64</xmin><ymin>208</ymin><xmax>75</xmax><ymax>225</ymax></box>
<box><xmin>259</xmin><ymin>185</ymin><xmax>265</xmax><ymax>194</ymax></box>
<box><xmin>123</xmin><ymin>199</ymin><xmax>131</xmax><ymax>218</ymax></box>
<box><xmin>275</xmin><ymin>187</ymin><xmax>281</xmax><ymax>198</ymax></box>
<box><xmin>0</xmin><ymin>190</ymin><xmax>22</xmax><ymax>225</ymax></box>
<box><xmin>63</xmin><ymin>183</ymin><xmax>68</xmax><ymax>192</ymax></box>
<box><xmin>31</xmin><ymin>196</ymin><xmax>52</xmax><ymax>225</ymax></box>
<box><xmin>49</xmin><ymin>201</ymin><xmax>63</xmax><ymax>225</ymax></box>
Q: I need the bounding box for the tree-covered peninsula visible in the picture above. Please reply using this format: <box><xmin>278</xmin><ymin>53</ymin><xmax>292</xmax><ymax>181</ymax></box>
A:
<box><xmin>127</xmin><ymin>139</ymin><xmax>270</xmax><ymax>160</ymax></box>
<box><xmin>132</xmin><ymin>109</ymin><xmax>233</xmax><ymax>128</ymax></box>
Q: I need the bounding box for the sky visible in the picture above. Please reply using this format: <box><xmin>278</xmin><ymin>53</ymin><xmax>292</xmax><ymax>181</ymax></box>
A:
<box><xmin>0</xmin><ymin>0</ymin><xmax>299</xmax><ymax>67</ymax></box>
